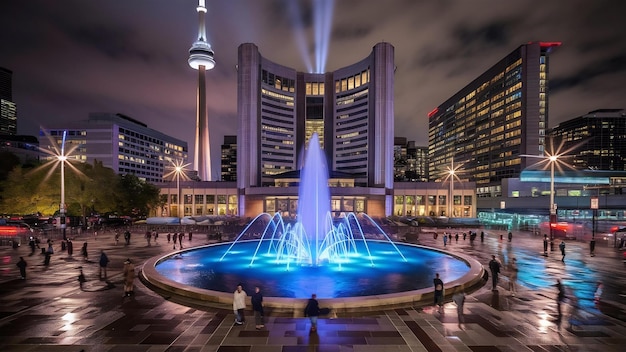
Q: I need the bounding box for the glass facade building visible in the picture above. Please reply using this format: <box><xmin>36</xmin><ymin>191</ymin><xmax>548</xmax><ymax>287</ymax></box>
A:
<box><xmin>428</xmin><ymin>42</ymin><xmax>560</xmax><ymax>198</ymax></box>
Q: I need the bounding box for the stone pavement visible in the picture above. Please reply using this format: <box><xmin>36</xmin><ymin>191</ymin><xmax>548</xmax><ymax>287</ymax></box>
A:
<box><xmin>0</xmin><ymin>227</ymin><xmax>625</xmax><ymax>351</ymax></box>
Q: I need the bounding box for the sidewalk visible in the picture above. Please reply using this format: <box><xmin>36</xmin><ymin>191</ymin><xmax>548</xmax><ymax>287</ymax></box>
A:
<box><xmin>0</xmin><ymin>228</ymin><xmax>625</xmax><ymax>351</ymax></box>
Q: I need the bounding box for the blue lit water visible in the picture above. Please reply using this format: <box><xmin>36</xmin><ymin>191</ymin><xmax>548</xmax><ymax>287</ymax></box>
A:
<box><xmin>155</xmin><ymin>240</ymin><xmax>470</xmax><ymax>298</ymax></box>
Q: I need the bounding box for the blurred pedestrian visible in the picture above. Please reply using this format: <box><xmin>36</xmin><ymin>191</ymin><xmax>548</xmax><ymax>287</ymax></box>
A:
<box><xmin>44</xmin><ymin>240</ymin><xmax>54</xmax><ymax>266</ymax></box>
<box><xmin>304</xmin><ymin>293</ymin><xmax>320</xmax><ymax>332</ymax></box>
<box><xmin>81</xmin><ymin>242</ymin><xmax>88</xmax><ymax>261</ymax></box>
<box><xmin>233</xmin><ymin>284</ymin><xmax>247</xmax><ymax>325</ymax></box>
<box><xmin>489</xmin><ymin>255</ymin><xmax>501</xmax><ymax>291</ymax></box>
<box><xmin>99</xmin><ymin>250</ymin><xmax>109</xmax><ymax>280</ymax></box>
<box><xmin>16</xmin><ymin>257</ymin><xmax>27</xmax><ymax>279</ymax></box>
<box><xmin>480</xmin><ymin>231</ymin><xmax>485</xmax><ymax>243</ymax></box>
<box><xmin>508</xmin><ymin>232</ymin><xmax>513</xmax><ymax>242</ymax></box>
<box><xmin>594</xmin><ymin>282</ymin><xmax>604</xmax><ymax>307</ymax></box>
<box><xmin>509</xmin><ymin>257</ymin><xmax>518</xmax><ymax>296</ymax></box>
<box><xmin>188</xmin><ymin>232</ymin><xmax>193</xmax><ymax>241</ymax></box>
<box><xmin>543</xmin><ymin>234</ymin><xmax>549</xmax><ymax>255</ymax></box>
<box><xmin>167</xmin><ymin>233</ymin><xmax>171</xmax><ymax>243</ymax></box>
<box><xmin>251</xmin><ymin>286</ymin><xmax>265</xmax><ymax>329</ymax></box>
<box><xmin>172</xmin><ymin>232</ymin><xmax>178</xmax><ymax>249</ymax></box>
<box><xmin>443</xmin><ymin>234</ymin><xmax>448</xmax><ymax>247</ymax></box>
<box><xmin>123</xmin><ymin>259</ymin><xmax>136</xmax><ymax>297</ymax></box>
<box><xmin>452</xmin><ymin>286</ymin><xmax>465</xmax><ymax>328</ymax></box>
<box><xmin>559</xmin><ymin>241</ymin><xmax>566</xmax><ymax>262</ymax></box>
<box><xmin>433</xmin><ymin>273</ymin><xmax>444</xmax><ymax>313</ymax></box>
<box><xmin>555</xmin><ymin>279</ymin><xmax>566</xmax><ymax>323</ymax></box>
<box><xmin>78</xmin><ymin>267</ymin><xmax>87</xmax><ymax>290</ymax></box>
<box><xmin>67</xmin><ymin>238</ymin><xmax>74</xmax><ymax>256</ymax></box>
<box><xmin>178</xmin><ymin>233</ymin><xmax>184</xmax><ymax>249</ymax></box>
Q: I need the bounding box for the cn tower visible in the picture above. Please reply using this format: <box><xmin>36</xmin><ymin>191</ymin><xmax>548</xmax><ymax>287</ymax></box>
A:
<box><xmin>188</xmin><ymin>0</ymin><xmax>215</xmax><ymax>181</ymax></box>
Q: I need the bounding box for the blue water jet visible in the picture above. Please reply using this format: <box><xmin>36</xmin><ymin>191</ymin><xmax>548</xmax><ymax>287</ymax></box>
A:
<box><xmin>219</xmin><ymin>133</ymin><xmax>406</xmax><ymax>269</ymax></box>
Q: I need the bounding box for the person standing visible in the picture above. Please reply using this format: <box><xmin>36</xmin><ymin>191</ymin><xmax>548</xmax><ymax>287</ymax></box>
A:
<box><xmin>559</xmin><ymin>241</ymin><xmax>566</xmax><ymax>262</ymax></box>
<box><xmin>452</xmin><ymin>287</ymin><xmax>465</xmax><ymax>328</ymax></box>
<box><xmin>16</xmin><ymin>257</ymin><xmax>27</xmax><ymax>279</ymax></box>
<box><xmin>178</xmin><ymin>233</ymin><xmax>184</xmax><ymax>248</ymax></box>
<box><xmin>251</xmin><ymin>286</ymin><xmax>265</xmax><ymax>329</ymax></box>
<box><xmin>81</xmin><ymin>242</ymin><xmax>89</xmax><ymax>261</ymax></box>
<box><xmin>433</xmin><ymin>273</ymin><xmax>444</xmax><ymax>313</ymax></box>
<box><xmin>78</xmin><ymin>267</ymin><xmax>87</xmax><ymax>289</ymax></box>
<box><xmin>304</xmin><ymin>293</ymin><xmax>320</xmax><ymax>332</ymax></box>
<box><xmin>44</xmin><ymin>240</ymin><xmax>54</xmax><ymax>266</ymax></box>
<box><xmin>123</xmin><ymin>259</ymin><xmax>136</xmax><ymax>297</ymax></box>
<box><xmin>67</xmin><ymin>238</ymin><xmax>74</xmax><ymax>256</ymax></box>
<box><xmin>443</xmin><ymin>234</ymin><xmax>448</xmax><ymax>247</ymax></box>
<box><xmin>233</xmin><ymin>284</ymin><xmax>247</xmax><ymax>325</ymax></box>
<box><xmin>488</xmin><ymin>255</ymin><xmax>501</xmax><ymax>291</ymax></box>
<box><xmin>99</xmin><ymin>250</ymin><xmax>109</xmax><ymax>280</ymax></box>
<box><xmin>172</xmin><ymin>232</ymin><xmax>178</xmax><ymax>249</ymax></box>
<box><xmin>480</xmin><ymin>231</ymin><xmax>485</xmax><ymax>243</ymax></box>
<box><xmin>543</xmin><ymin>234</ymin><xmax>549</xmax><ymax>255</ymax></box>
<box><xmin>509</xmin><ymin>257</ymin><xmax>518</xmax><ymax>296</ymax></box>
<box><xmin>508</xmin><ymin>232</ymin><xmax>513</xmax><ymax>242</ymax></box>
<box><xmin>167</xmin><ymin>233</ymin><xmax>171</xmax><ymax>243</ymax></box>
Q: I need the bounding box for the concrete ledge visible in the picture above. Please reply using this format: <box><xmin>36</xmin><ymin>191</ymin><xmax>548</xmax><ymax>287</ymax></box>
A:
<box><xmin>140</xmin><ymin>242</ymin><xmax>485</xmax><ymax>314</ymax></box>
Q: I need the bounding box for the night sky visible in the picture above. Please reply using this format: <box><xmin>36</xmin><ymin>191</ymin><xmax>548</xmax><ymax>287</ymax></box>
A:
<box><xmin>2</xmin><ymin>0</ymin><xmax>625</xmax><ymax>179</ymax></box>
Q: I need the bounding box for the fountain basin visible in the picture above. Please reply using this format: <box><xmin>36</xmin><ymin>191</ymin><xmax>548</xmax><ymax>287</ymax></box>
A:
<box><xmin>141</xmin><ymin>241</ymin><xmax>485</xmax><ymax>313</ymax></box>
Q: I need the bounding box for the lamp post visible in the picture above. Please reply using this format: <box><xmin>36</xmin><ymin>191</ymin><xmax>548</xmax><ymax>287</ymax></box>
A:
<box><xmin>449</xmin><ymin>162</ymin><xmax>455</xmax><ymax>218</ymax></box>
<box><xmin>58</xmin><ymin>130</ymin><xmax>68</xmax><ymax>240</ymax></box>
<box><xmin>175</xmin><ymin>165</ymin><xmax>182</xmax><ymax>219</ymax></box>
<box><xmin>548</xmin><ymin>155</ymin><xmax>558</xmax><ymax>243</ymax></box>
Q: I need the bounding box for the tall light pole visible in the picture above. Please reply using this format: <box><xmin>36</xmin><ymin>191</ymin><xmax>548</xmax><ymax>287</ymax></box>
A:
<box><xmin>442</xmin><ymin>159</ymin><xmax>463</xmax><ymax>218</ymax></box>
<box><xmin>58</xmin><ymin>130</ymin><xmax>68</xmax><ymax>240</ymax></box>
<box><xmin>175</xmin><ymin>165</ymin><xmax>182</xmax><ymax>219</ymax></box>
<box><xmin>164</xmin><ymin>160</ymin><xmax>190</xmax><ymax>220</ymax></box>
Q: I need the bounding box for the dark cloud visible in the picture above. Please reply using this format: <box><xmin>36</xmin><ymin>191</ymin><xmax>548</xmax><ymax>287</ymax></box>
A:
<box><xmin>332</xmin><ymin>25</ymin><xmax>372</xmax><ymax>41</ymax></box>
<box><xmin>551</xmin><ymin>54</ymin><xmax>626</xmax><ymax>91</ymax></box>
<box><xmin>452</xmin><ymin>21</ymin><xmax>511</xmax><ymax>47</ymax></box>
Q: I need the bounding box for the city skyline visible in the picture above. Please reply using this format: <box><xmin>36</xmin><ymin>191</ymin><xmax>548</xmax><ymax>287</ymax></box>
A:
<box><xmin>1</xmin><ymin>0</ymin><xmax>625</xmax><ymax>179</ymax></box>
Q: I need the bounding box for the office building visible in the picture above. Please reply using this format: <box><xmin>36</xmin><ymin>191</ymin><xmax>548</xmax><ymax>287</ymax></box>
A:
<box><xmin>0</xmin><ymin>67</ymin><xmax>17</xmax><ymax>135</ymax></box>
<box><xmin>39</xmin><ymin>113</ymin><xmax>188</xmax><ymax>184</ymax></box>
<box><xmin>237</xmin><ymin>42</ymin><xmax>395</xmax><ymax>217</ymax></box>
<box><xmin>394</xmin><ymin>137</ymin><xmax>428</xmax><ymax>182</ymax></box>
<box><xmin>549</xmin><ymin>109</ymin><xmax>626</xmax><ymax>171</ymax></box>
<box><xmin>221</xmin><ymin>135</ymin><xmax>237</xmax><ymax>181</ymax></box>
<box><xmin>428</xmin><ymin>42</ymin><xmax>560</xmax><ymax>197</ymax></box>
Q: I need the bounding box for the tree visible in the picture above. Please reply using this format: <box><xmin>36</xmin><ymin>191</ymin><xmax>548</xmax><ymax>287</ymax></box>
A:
<box><xmin>116</xmin><ymin>174</ymin><xmax>161</xmax><ymax>218</ymax></box>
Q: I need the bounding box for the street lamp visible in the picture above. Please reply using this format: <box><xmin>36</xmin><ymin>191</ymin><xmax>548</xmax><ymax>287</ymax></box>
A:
<box><xmin>442</xmin><ymin>159</ymin><xmax>464</xmax><ymax>218</ymax></box>
<box><xmin>58</xmin><ymin>131</ymin><xmax>68</xmax><ymax>240</ymax></box>
<box><xmin>164</xmin><ymin>160</ymin><xmax>190</xmax><ymax>219</ymax></box>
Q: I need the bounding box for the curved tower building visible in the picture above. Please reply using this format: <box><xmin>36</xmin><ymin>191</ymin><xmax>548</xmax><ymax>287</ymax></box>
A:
<box><xmin>237</xmin><ymin>42</ymin><xmax>395</xmax><ymax>217</ymax></box>
<box><xmin>188</xmin><ymin>0</ymin><xmax>215</xmax><ymax>181</ymax></box>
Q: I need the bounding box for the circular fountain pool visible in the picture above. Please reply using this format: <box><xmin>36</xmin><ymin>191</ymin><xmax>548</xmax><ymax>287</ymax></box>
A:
<box><xmin>142</xmin><ymin>240</ymin><xmax>485</xmax><ymax>312</ymax></box>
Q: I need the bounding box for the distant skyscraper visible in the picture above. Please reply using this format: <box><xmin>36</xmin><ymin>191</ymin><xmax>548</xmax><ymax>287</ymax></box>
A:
<box><xmin>221</xmin><ymin>135</ymin><xmax>237</xmax><ymax>181</ymax></box>
<box><xmin>0</xmin><ymin>67</ymin><xmax>17</xmax><ymax>135</ymax></box>
<box><xmin>428</xmin><ymin>42</ymin><xmax>560</xmax><ymax>197</ymax></box>
<box><xmin>188</xmin><ymin>0</ymin><xmax>215</xmax><ymax>181</ymax></box>
<box><xmin>550</xmin><ymin>109</ymin><xmax>626</xmax><ymax>171</ymax></box>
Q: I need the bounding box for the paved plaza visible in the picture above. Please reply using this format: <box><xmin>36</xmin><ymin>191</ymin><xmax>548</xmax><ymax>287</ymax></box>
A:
<box><xmin>0</xmin><ymin>227</ymin><xmax>625</xmax><ymax>351</ymax></box>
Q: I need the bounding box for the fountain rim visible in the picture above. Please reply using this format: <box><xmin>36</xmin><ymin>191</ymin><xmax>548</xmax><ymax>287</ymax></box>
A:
<box><xmin>140</xmin><ymin>240</ymin><xmax>486</xmax><ymax>313</ymax></box>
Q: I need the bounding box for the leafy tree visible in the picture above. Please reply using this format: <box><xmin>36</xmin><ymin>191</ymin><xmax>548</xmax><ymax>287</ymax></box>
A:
<box><xmin>116</xmin><ymin>173</ymin><xmax>161</xmax><ymax>218</ymax></box>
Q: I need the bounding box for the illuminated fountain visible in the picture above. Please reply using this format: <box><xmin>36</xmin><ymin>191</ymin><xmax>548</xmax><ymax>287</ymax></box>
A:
<box><xmin>220</xmin><ymin>133</ymin><xmax>406</xmax><ymax>269</ymax></box>
<box><xmin>143</xmin><ymin>135</ymin><xmax>484</xmax><ymax>308</ymax></box>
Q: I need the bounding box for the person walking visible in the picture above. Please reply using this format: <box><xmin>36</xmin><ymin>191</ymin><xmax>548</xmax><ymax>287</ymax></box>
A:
<box><xmin>251</xmin><ymin>286</ymin><xmax>265</xmax><ymax>329</ymax></box>
<box><xmin>16</xmin><ymin>257</ymin><xmax>27</xmax><ymax>279</ymax></box>
<box><xmin>508</xmin><ymin>232</ymin><xmax>513</xmax><ymax>242</ymax></box>
<box><xmin>443</xmin><ymin>234</ymin><xmax>448</xmax><ymax>247</ymax></box>
<box><xmin>509</xmin><ymin>257</ymin><xmax>518</xmax><ymax>296</ymax></box>
<box><xmin>559</xmin><ymin>241</ymin><xmax>566</xmax><ymax>262</ymax></box>
<box><xmin>233</xmin><ymin>284</ymin><xmax>247</xmax><ymax>325</ymax></box>
<box><xmin>122</xmin><ymin>259</ymin><xmax>136</xmax><ymax>297</ymax></box>
<box><xmin>81</xmin><ymin>242</ymin><xmax>88</xmax><ymax>261</ymax></box>
<box><xmin>488</xmin><ymin>255</ymin><xmax>501</xmax><ymax>291</ymax></box>
<box><xmin>543</xmin><ymin>234</ymin><xmax>549</xmax><ymax>255</ymax></box>
<box><xmin>99</xmin><ymin>250</ymin><xmax>109</xmax><ymax>280</ymax></box>
<box><xmin>178</xmin><ymin>233</ymin><xmax>184</xmax><ymax>248</ymax></box>
<box><xmin>304</xmin><ymin>293</ymin><xmax>320</xmax><ymax>332</ymax></box>
<box><xmin>480</xmin><ymin>231</ymin><xmax>485</xmax><ymax>243</ymax></box>
<box><xmin>433</xmin><ymin>273</ymin><xmax>444</xmax><ymax>313</ymax></box>
<box><xmin>78</xmin><ymin>267</ymin><xmax>87</xmax><ymax>289</ymax></box>
<box><xmin>167</xmin><ymin>233</ymin><xmax>171</xmax><ymax>243</ymax></box>
<box><xmin>452</xmin><ymin>286</ymin><xmax>466</xmax><ymax>328</ymax></box>
<box><xmin>67</xmin><ymin>238</ymin><xmax>73</xmax><ymax>256</ymax></box>
<box><xmin>555</xmin><ymin>279</ymin><xmax>566</xmax><ymax>323</ymax></box>
<box><xmin>172</xmin><ymin>232</ymin><xmax>178</xmax><ymax>249</ymax></box>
